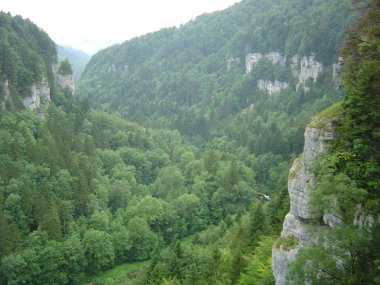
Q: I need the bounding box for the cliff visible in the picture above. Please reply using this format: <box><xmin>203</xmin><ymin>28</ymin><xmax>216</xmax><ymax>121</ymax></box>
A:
<box><xmin>272</xmin><ymin>115</ymin><xmax>336</xmax><ymax>285</ymax></box>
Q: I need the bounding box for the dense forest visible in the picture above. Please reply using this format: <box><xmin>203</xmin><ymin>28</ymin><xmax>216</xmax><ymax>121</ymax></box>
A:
<box><xmin>78</xmin><ymin>0</ymin><xmax>353</xmax><ymax>140</ymax></box>
<box><xmin>0</xmin><ymin>0</ymin><xmax>379</xmax><ymax>284</ymax></box>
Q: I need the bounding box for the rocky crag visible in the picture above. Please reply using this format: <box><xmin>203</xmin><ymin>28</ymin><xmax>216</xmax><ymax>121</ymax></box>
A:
<box><xmin>272</xmin><ymin>116</ymin><xmax>336</xmax><ymax>285</ymax></box>
<box><xmin>245</xmin><ymin>52</ymin><xmax>341</xmax><ymax>95</ymax></box>
<box><xmin>1</xmin><ymin>67</ymin><xmax>75</xmax><ymax>112</ymax></box>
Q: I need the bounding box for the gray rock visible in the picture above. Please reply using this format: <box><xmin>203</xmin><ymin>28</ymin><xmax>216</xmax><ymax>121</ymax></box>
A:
<box><xmin>22</xmin><ymin>80</ymin><xmax>51</xmax><ymax>111</ymax></box>
<box><xmin>57</xmin><ymin>74</ymin><xmax>75</xmax><ymax>95</ymax></box>
<box><xmin>257</xmin><ymin>79</ymin><xmax>289</xmax><ymax>95</ymax></box>
<box><xmin>272</xmin><ymin>117</ymin><xmax>335</xmax><ymax>285</ymax></box>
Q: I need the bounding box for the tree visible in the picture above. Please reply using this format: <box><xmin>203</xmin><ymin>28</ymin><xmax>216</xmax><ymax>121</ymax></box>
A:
<box><xmin>110</xmin><ymin>218</ymin><xmax>132</xmax><ymax>264</ymax></box>
<box><xmin>127</xmin><ymin>217</ymin><xmax>160</xmax><ymax>261</ymax></box>
<box><xmin>153</xmin><ymin>166</ymin><xmax>185</xmax><ymax>200</ymax></box>
<box><xmin>83</xmin><ymin>229</ymin><xmax>115</xmax><ymax>274</ymax></box>
<box><xmin>238</xmin><ymin>236</ymin><xmax>275</xmax><ymax>285</ymax></box>
<box><xmin>58</xmin><ymin>59</ymin><xmax>73</xmax><ymax>75</ymax></box>
<box><xmin>288</xmin><ymin>224</ymin><xmax>379</xmax><ymax>285</ymax></box>
<box><xmin>248</xmin><ymin>202</ymin><xmax>269</xmax><ymax>246</ymax></box>
<box><xmin>338</xmin><ymin>0</ymin><xmax>380</xmax><ymax>203</ymax></box>
<box><xmin>3</xmin><ymin>193</ymin><xmax>28</xmax><ymax>235</ymax></box>
<box><xmin>39</xmin><ymin>204</ymin><xmax>63</xmax><ymax>241</ymax></box>
<box><xmin>173</xmin><ymin>193</ymin><xmax>204</xmax><ymax>236</ymax></box>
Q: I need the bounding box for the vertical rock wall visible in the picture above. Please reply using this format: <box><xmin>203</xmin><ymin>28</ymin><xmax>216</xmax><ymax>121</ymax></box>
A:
<box><xmin>22</xmin><ymin>80</ymin><xmax>51</xmax><ymax>111</ymax></box>
<box><xmin>272</xmin><ymin>117</ymin><xmax>335</xmax><ymax>285</ymax></box>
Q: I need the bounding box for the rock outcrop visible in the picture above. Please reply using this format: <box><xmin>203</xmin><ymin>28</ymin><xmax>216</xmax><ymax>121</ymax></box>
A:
<box><xmin>246</xmin><ymin>52</ymin><xmax>286</xmax><ymax>73</ymax></box>
<box><xmin>332</xmin><ymin>57</ymin><xmax>343</xmax><ymax>93</ymax></box>
<box><xmin>293</xmin><ymin>54</ymin><xmax>323</xmax><ymax>93</ymax></box>
<box><xmin>3</xmin><ymin>65</ymin><xmax>75</xmax><ymax>112</ymax></box>
<box><xmin>22</xmin><ymin>79</ymin><xmax>51</xmax><ymax>111</ymax></box>
<box><xmin>245</xmin><ymin>52</ymin><xmax>331</xmax><ymax>94</ymax></box>
<box><xmin>57</xmin><ymin>74</ymin><xmax>75</xmax><ymax>95</ymax></box>
<box><xmin>257</xmin><ymin>79</ymin><xmax>289</xmax><ymax>95</ymax></box>
<box><xmin>272</xmin><ymin>116</ymin><xmax>335</xmax><ymax>285</ymax></box>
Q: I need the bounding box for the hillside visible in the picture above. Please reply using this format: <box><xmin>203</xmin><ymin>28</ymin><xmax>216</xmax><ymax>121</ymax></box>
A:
<box><xmin>0</xmin><ymin>10</ymin><xmax>287</xmax><ymax>285</ymax></box>
<box><xmin>78</xmin><ymin>0</ymin><xmax>353</xmax><ymax>140</ymax></box>
<box><xmin>1</xmin><ymin>0</ymin><xmax>379</xmax><ymax>284</ymax></box>
<box><xmin>0</xmin><ymin>11</ymin><xmax>56</xmax><ymax>109</ymax></box>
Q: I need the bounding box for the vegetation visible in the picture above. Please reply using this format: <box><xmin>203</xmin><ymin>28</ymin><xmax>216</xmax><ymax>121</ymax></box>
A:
<box><xmin>57</xmin><ymin>45</ymin><xmax>90</xmax><ymax>81</ymax></box>
<box><xmin>78</xmin><ymin>0</ymin><xmax>354</xmax><ymax>140</ymax></box>
<box><xmin>1</xmin><ymin>0</ymin><xmax>378</xmax><ymax>284</ymax></box>
<box><xmin>287</xmin><ymin>0</ymin><xmax>380</xmax><ymax>283</ymax></box>
<box><xmin>58</xmin><ymin>59</ymin><xmax>73</xmax><ymax>76</ymax></box>
<box><xmin>0</xmin><ymin>12</ymin><xmax>56</xmax><ymax>100</ymax></box>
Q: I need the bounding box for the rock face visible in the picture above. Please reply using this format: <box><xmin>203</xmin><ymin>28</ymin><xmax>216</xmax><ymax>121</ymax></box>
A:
<box><xmin>57</xmin><ymin>74</ymin><xmax>75</xmax><ymax>95</ymax></box>
<box><xmin>272</xmin><ymin>117</ymin><xmax>335</xmax><ymax>285</ymax></box>
<box><xmin>257</xmin><ymin>79</ymin><xmax>289</xmax><ymax>95</ymax></box>
<box><xmin>332</xmin><ymin>57</ymin><xmax>343</xmax><ymax>93</ymax></box>
<box><xmin>293</xmin><ymin>54</ymin><xmax>323</xmax><ymax>92</ymax></box>
<box><xmin>246</xmin><ymin>52</ymin><xmax>286</xmax><ymax>73</ymax></box>
<box><xmin>245</xmin><ymin>52</ymin><xmax>333</xmax><ymax>94</ymax></box>
<box><xmin>22</xmin><ymin>80</ymin><xmax>51</xmax><ymax>111</ymax></box>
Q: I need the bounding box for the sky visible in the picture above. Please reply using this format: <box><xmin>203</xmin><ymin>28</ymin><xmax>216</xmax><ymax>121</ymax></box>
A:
<box><xmin>1</xmin><ymin>0</ymin><xmax>241</xmax><ymax>54</ymax></box>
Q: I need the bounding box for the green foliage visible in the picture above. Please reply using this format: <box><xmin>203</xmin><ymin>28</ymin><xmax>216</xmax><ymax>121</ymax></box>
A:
<box><xmin>288</xmin><ymin>224</ymin><xmax>380</xmax><ymax>285</ymax></box>
<box><xmin>238</xmin><ymin>236</ymin><xmax>275</xmax><ymax>285</ymax></box>
<box><xmin>83</xmin><ymin>229</ymin><xmax>115</xmax><ymax>274</ymax></box>
<box><xmin>0</xmin><ymin>12</ymin><xmax>56</xmax><ymax>100</ymax></box>
<box><xmin>78</xmin><ymin>0</ymin><xmax>352</xmax><ymax>139</ymax></box>
<box><xmin>57</xmin><ymin>45</ymin><xmax>90</xmax><ymax>80</ymax></box>
<box><xmin>335</xmin><ymin>0</ymin><xmax>380</xmax><ymax>209</ymax></box>
<box><xmin>58</xmin><ymin>59</ymin><xmax>73</xmax><ymax>76</ymax></box>
<box><xmin>274</xmin><ymin>236</ymin><xmax>299</xmax><ymax>250</ymax></box>
<box><xmin>0</xmin><ymin>0</ymin><xmax>368</xmax><ymax>284</ymax></box>
<box><xmin>287</xmin><ymin>2</ymin><xmax>380</xmax><ymax>283</ymax></box>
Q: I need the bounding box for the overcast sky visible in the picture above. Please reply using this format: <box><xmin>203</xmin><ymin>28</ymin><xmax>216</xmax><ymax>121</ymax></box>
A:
<box><xmin>1</xmin><ymin>0</ymin><xmax>241</xmax><ymax>54</ymax></box>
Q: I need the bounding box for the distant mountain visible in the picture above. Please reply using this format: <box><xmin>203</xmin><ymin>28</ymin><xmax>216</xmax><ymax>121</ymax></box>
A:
<box><xmin>57</xmin><ymin>45</ymin><xmax>90</xmax><ymax>80</ymax></box>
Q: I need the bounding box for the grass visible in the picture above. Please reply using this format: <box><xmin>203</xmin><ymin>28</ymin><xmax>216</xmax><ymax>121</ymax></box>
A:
<box><xmin>84</xmin><ymin>260</ymin><xmax>149</xmax><ymax>285</ymax></box>
<box><xmin>274</xmin><ymin>235</ymin><xmax>299</xmax><ymax>250</ymax></box>
<box><xmin>309</xmin><ymin>101</ymin><xmax>343</xmax><ymax>129</ymax></box>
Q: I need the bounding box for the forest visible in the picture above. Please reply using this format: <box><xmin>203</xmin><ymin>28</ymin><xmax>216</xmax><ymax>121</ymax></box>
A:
<box><xmin>0</xmin><ymin>0</ymin><xmax>379</xmax><ymax>284</ymax></box>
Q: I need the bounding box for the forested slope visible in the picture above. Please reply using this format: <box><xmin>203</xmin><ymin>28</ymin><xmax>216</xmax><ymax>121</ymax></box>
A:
<box><xmin>78</xmin><ymin>0</ymin><xmax>353</xmax><ymax>140</ymax></box>
<box><xmin>0</xmin><ymin>10</ymin><xmax>287</xmax><ymax>285</ymax></box>
<box><xmin>1</xmin><ymin>0</ymin><xmax>377</xmax><ymax>284</ymax></box>
<box><xmin>285</xmin><ymin>1</ymin><xmax>380</xmax><ymax>283</ymax></box>
<box><xmin>0</xmin><ymin>11</ymin><xmax>56</xmax><ymax>107</ymax></box>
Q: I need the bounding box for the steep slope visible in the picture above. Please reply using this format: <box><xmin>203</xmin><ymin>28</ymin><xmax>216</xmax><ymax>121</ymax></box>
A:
<box><xmin>0</xmin><ymin>12</ymin><xmax>56</xmax><ymax>111</ymax></box>
<box><xmin>0</xmin><ymin>12</ymin><xmax>75</xmax><ymax>112</ymax></box>
<box><xmin>0</xmin><ymin>11</ymin><xmax>278</xmax><ymax>285</ymax></box>
<box><xmin>272</xmin><ymin>113</ymin><xmax>336</xmax><ymax>285</ymax></box>
<box><xmin>273</xmin><ymin>1</ymin><xmax>380</xmax><ymax>283</ymax></box>
<box><xmin>78</xmin><ymin>0</ymin><xmax>354</xmax><ymax>138</ymax></box>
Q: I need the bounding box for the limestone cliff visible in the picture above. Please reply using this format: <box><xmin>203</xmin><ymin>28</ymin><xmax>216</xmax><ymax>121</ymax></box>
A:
<box><xmin>257</xmin><ymin>79</ymin><xmax>289</xmax><ymax>95</ymax></box>
<box><xmin>57</xmin><ymin>74</ymin><xmax>75</xmax><ymax>95</ymax></box>
<box><xmin>245</xmin><ymin>52</ymin><xmax>331</xmax><ymax>94</ymax></box>
<box><xmin>22</xmin><ymin>79</ymin><xmax>51</xmax><ymax>111</ymax></box>
<box><xmin>272</xmin><ymin>116</ymin><xmax>335</xmax><ymax>285</ymax></box>
<box><xmin>1</xmin><ymin>67</ymin><xmax>75</xmax><ymax>112</ymax></box>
